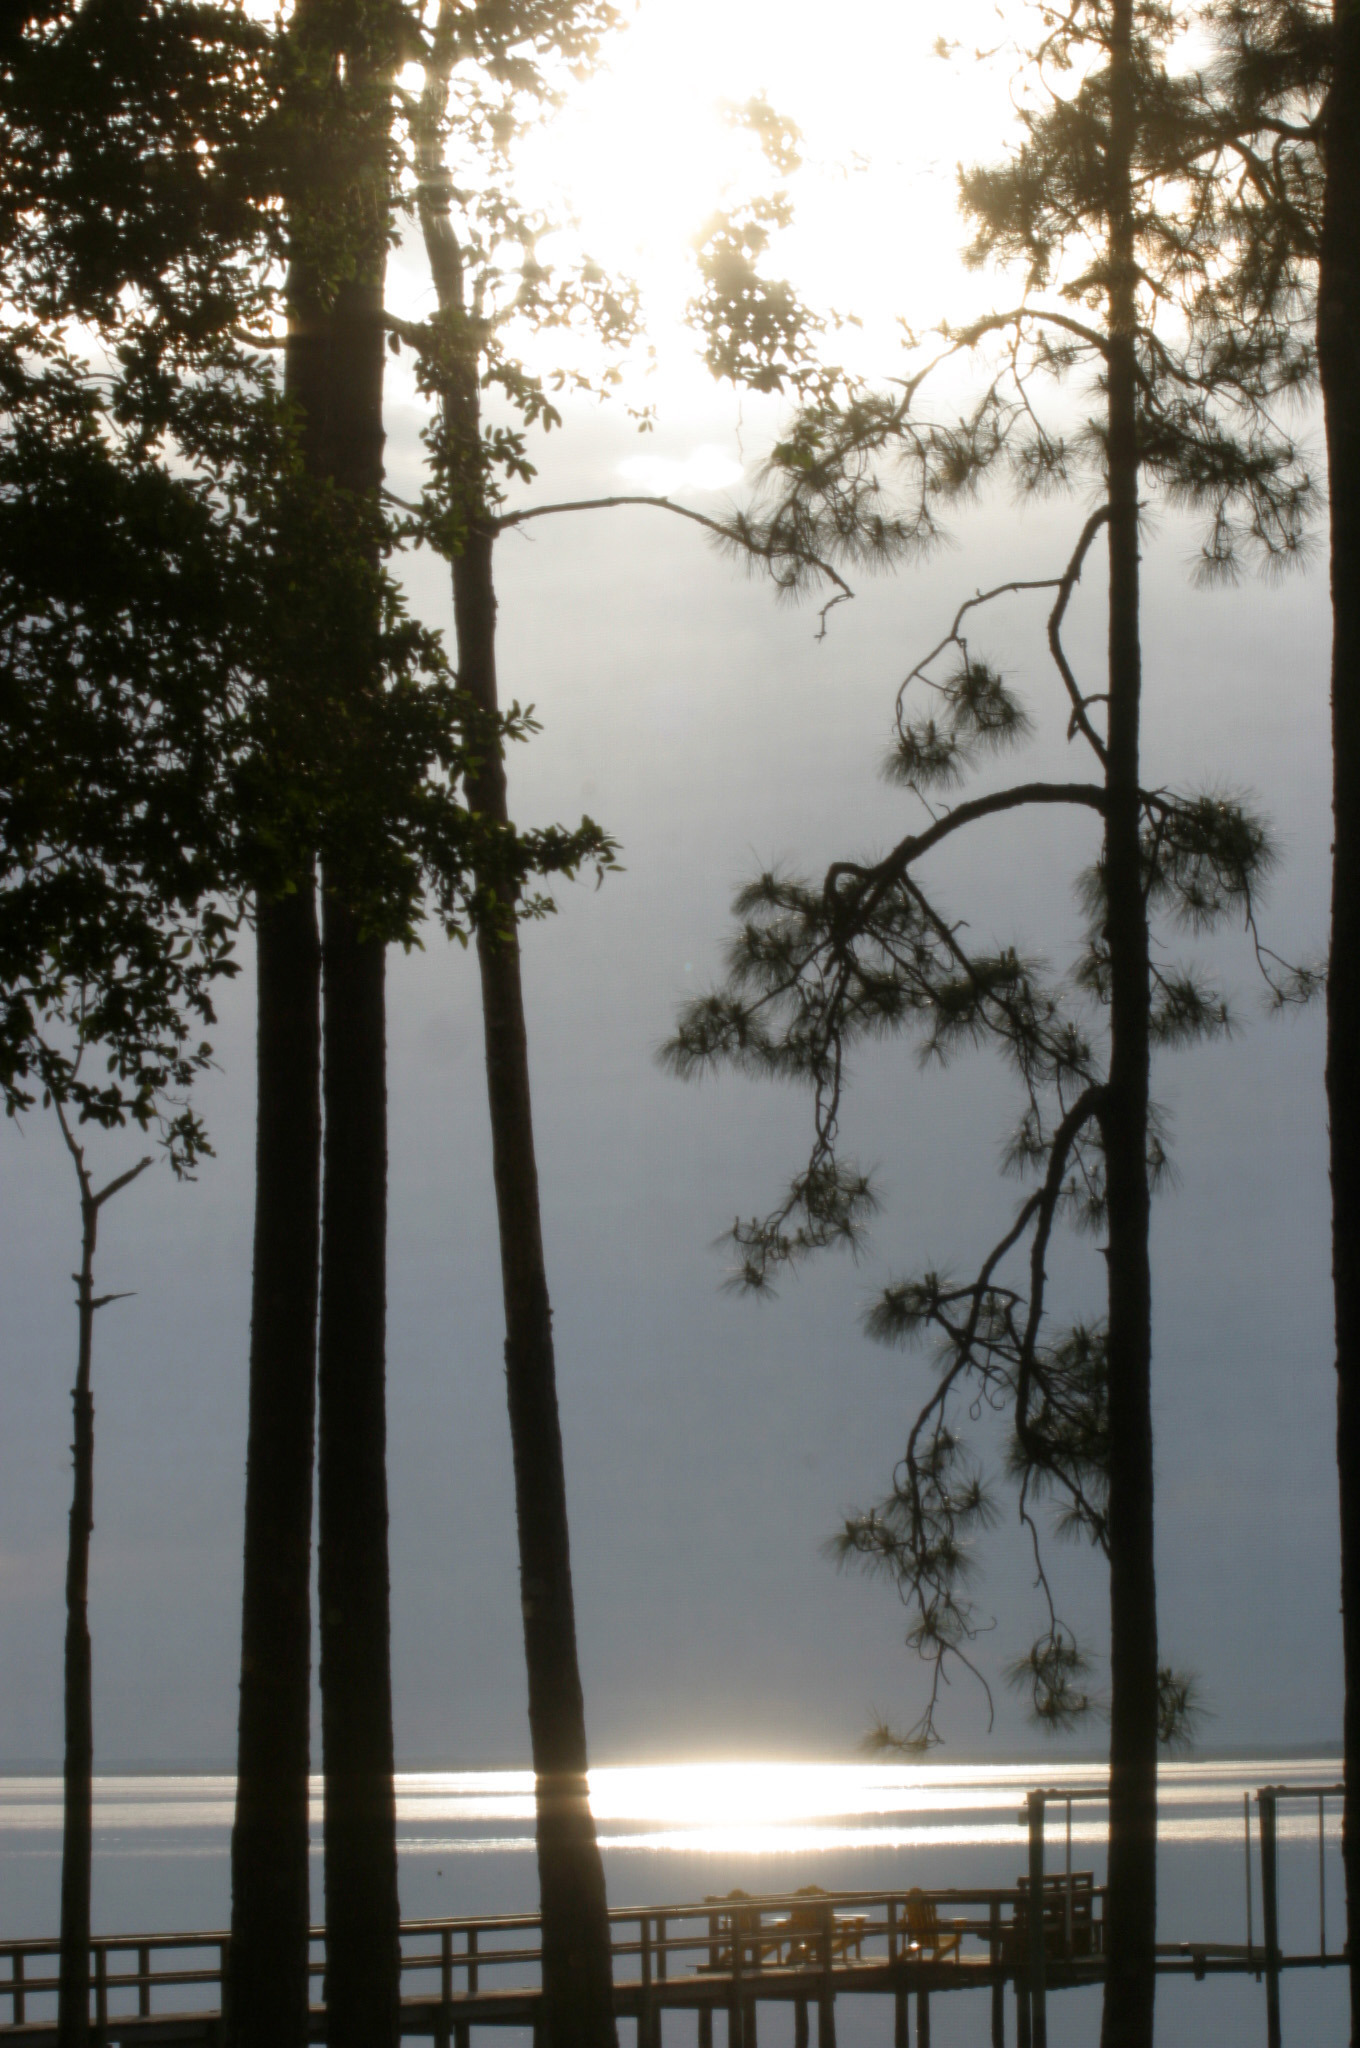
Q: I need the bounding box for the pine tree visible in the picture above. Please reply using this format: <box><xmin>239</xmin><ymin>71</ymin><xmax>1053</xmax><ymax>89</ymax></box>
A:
<box><xmin>405</xmin><ymin>6</ymin><xmax>629</xmax><ymax>2040</ymax></box>
<box><xmin>669</xmin><ymin>9</ymin><xmax>1313</xmax><ymax>2042</ymax></box>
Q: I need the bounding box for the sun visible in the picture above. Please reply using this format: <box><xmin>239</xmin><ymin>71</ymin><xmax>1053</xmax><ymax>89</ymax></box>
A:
<box><xmin>494</xmin><ymin>0</ymin><xmax>1027</xmax><ymax>405</ymax></box>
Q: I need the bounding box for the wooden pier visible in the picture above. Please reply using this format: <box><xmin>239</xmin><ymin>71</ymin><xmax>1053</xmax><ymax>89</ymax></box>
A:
<box><xmin>0</xmin><ymin>1781</ymin><xmax>1344</xmax><ymax>2047</ymax></box>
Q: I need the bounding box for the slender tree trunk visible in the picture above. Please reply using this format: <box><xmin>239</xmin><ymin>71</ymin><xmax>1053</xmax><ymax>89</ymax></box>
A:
<box><xmin>54</xmin><ymin>1135</ymin><xmax>149</xmax><ymax>2048</ymax></box>
<box><xmin>307</xmin><ymin>21</ymin><xmax>402</xmax><ymax>2038</ymax></box>
<box><xmin>57</xmin><ymin>1188</ymin><xmax>97</xmax><ymax>2048</ymax></box>
<box><xmin>451</xmin><ymin>524</ymin><xmax>619</xmax><ymax>2048</ymax></box>
<box><xmin>1319</xmin><ymin>4</ymin><xmax>1360</xmax><ymax>2038</ymax></box>
<box><xmin>318</xmin><ymin>890</ymin><xmax>400</xmax><ymax>2048</ymax></box>
<box><xmin>227</xmin><ymin>883</ymin><xmax>323</xmax><ymax>2048</ymax></box>
<box><xmin>1099</xmin><ymin>6</ymin><xmax>1159</xmax><ymax>2044</ymax></box>
<box><xmin>413</xmin><ymin>59</ymin><xmax>618</xmax><ymax>2039</ymax></box>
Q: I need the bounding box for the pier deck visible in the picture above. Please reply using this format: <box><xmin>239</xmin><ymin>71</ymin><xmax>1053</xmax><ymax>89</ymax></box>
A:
<box><xmin>0</xmin><ymin>1888</ymin><xmax>1330</xmax><ymax>2048</ymax></box>
<box><xmin>1</xmin><ymin>1781</ymin><xmax>1343</xmax><ymax>2047</ymax></box>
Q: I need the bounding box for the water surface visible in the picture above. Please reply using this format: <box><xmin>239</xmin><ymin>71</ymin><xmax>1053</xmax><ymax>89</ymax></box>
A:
<box><xmin>1</xmin><ymin>1758</ymin><xmax>1344</xmax><ymax>2045</ymax></box>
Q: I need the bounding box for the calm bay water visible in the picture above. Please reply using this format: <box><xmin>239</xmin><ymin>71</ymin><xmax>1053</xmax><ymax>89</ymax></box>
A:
<box><xmin>0</xmin><ymin>1758</ymin><xmax>1346</xmax><ymax>2044</ymax></box>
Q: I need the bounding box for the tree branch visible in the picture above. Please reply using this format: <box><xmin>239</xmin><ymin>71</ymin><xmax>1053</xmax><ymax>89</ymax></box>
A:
<box><xmin>92</xmin><ymin>1157</ymin><xmax>154</xmax><ymax>1209</ymax></box>
<box><xmin>825</xmin><ymin>779</ymin><xmax>1108</xmax><ymax>913</ymax></box>
<box><xmin>953</xmin><ymin>305</ymin><xmax>1113</xmax><ymax>358</ymax></box>
<box><xmin>1047</xmin><ymin>506</ymin><xmax>1111</xmax><ymax>763</ymax></box>
<box><xmin>496</xmin><ymin>493</ymin><xmax>856</xmax><ymax>622</ymax></box>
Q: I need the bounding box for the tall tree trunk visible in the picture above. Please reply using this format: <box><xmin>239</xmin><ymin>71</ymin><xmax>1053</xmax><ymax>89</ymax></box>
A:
<box><xmin>309</xmin><ymin>21</ymin><xmax>402</xmax><ymax>2040</ymax></box>
<box><xmin>1099</xmin><ymin>5</ymin><xmax>1159</xmax><ymax>2044</ymax></box>
<box><xmin>227</xmin><ymin>882</ymin><xmax>323</xmax><ymax>2048</ymax></box>
<box><xmin>414</xmin><ymin>56</ymin><xmax>618</xmax><ymax>2040</ymax></box>
<box><xmin>452</xmin><ymin>524</ymin><xmax>619</xmax><ymax>2048</ymax></box>
<box><xmin>57</xmin><ymin>1187</ymin><xmax>97</xmax><ymax>2048</ymax></box>
<box><xmin>1320</xmin><ymin>4</ymin><xmax>1360</xmax><ymax>2038</ymax></box>
<box><xmin>228</xmin><ymin>0</ymin><xmax>402</xmax><ymax>2025</ymax></box>
<box><xmin>317</xmin><ymin>889</ymin><xmax>400</xmax><ymax>2048</ymax></box>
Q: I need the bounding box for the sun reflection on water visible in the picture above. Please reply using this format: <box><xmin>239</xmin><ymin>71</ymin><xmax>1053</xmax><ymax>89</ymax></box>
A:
<box><xmin>1</xmin><ymin>1759</ymin><xmax>1339</xmax><ymax>1855</ymax></box>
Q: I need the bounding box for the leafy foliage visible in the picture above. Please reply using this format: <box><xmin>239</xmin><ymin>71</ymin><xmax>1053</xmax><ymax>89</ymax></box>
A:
<box><xmin>0</xmin><ymin>0</ymin><xmax>625</xmax><ymax>1163</ymax></box>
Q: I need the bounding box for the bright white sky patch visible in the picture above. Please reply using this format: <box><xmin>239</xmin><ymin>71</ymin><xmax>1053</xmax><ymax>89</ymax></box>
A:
<box><xmin>616</xmin><ymin>445</ymin><xmax>745</xmax><ymax>494</ymax></box>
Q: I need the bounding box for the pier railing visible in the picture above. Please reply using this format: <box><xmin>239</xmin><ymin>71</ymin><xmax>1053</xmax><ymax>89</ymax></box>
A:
<box><xmin>0</xmin><ymin>1884</ymin><xmax>1076</xmax><ymax>2043</ymax></box>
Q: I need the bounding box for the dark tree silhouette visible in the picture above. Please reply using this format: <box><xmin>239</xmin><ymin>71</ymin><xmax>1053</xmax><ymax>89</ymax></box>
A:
<box><xmin>669</xmin><ymin>9</ymin><xmax>1313</xmax><ymax>2042</ymax></box>
<box><xmin>1192</xmin><ymin>5</ymin><xmax>1360</xmax><ymax>2021</ymax></box>
<box><xmin>4</xmin><ymin>10</ymin><xmax>620</xmax><ymax>2042</ymax></box>
<box><xmin>228</xmin><ymin>0</ymin><xmax>405</xmax><ymax>2026</ymax></box>
<box><xmin>300</xmin><ymin>4</ymin><xmax>406</xmax><ymax>2038</ymax></box>
<box><xmin>0</xmin><ymin>22</ymin><xmax>276</xmax><ymax>2023</ymax></box>
<box><xmin>51</xmin><ymin>1107</ymin><xmax>151</xmax><ymax>2048</ymax></box>
<box><xmin>405</xmin><ymin>8</ymin><xmax>627</xmax><ymax>2041</ymax></box>
<box><xmin>1319</xmin><ymin>13</ymin><xmax>1360</xmax><ymax>2035</ymax></box>
<box><xmin>230</xmin><ymin>6</ymin><xmax>622</xmax><ymax>2034</ymax></box>
<box><xmin>0</xmin><ymin>363</ymin><xmax>256</xmax><ymax>2048</ymax></box>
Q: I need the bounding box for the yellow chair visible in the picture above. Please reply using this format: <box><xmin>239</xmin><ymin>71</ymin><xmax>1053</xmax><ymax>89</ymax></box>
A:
<box><xmin>904</xmin><ymin>1889</ymin><xmax>964</xmax><ymax>1963</ymax></box>
<box><xmin>783</xmin><ymin>1887</ymin><xmax>867</xmax><ymax>1967</ymax></box>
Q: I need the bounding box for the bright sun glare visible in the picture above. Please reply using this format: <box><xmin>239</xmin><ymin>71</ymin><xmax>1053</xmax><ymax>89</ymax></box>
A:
<box><xmin>459</xmin><ymin>0</ymin><xmax>1027</xmax><ymax>417</ymax></box>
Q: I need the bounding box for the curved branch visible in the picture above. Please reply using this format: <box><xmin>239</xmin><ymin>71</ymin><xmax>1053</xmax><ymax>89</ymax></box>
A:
<box><xmin>901</xmin><ymin>1194</ymin><xmax>1045</xmax><ymax>1482</ymax></box>
<box><xmin>1014</xmin><ymin>1084</ymin><xmax>1106</xmax><ymax>1464</ymax></box>
<box><xmin>92</xmin><ymin>1157</ymin><xmax>154</xmax><ymax>1209</ymax></box>
<box><xmin>895</xmin><ymin>572</ymin><xmax>1074</xmax><ymax>727</ymax></box>
<box><xmin>496</xmin><ymin>493</ymin><xmax>856</xmax><ymax>622</ymax></box>
<box><xmin>953</xmin><ymin>305</ymin><xmax>1112</xmax><ymax>359</ymax></box>
<box><xmin>1047</xmin><ymin>507</ymin><xmax>1111</xmax><ymax>764</ymax></box>
<box><xmin>825</xmin><ymin>779</ymin><xmax>1108</xmax><ymax>914</ymax></box>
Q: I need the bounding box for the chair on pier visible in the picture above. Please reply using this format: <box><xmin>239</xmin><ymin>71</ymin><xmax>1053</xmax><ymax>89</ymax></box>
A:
<box><xmin>1007</xmin><ymin>1871</ymin><xmax>1099</xmax><ymax>1960</ymax></box>
<box><xmin>699</xmin><ymin>1892</ymin><xmax>789</xmax><ymax>1971</ymax></box>
<box><xmin>903</xmin><ymin>1889</ymin><xmax>965</xmax><ymax>1963</ymax></box>
<box><xmin>781</xmin><ymin>1887</ymin><xmax>867</xmax><ymax>1967</ymax></box>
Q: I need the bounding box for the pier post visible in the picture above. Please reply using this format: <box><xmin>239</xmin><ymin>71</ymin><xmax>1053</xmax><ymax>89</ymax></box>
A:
<box><xmin>642</xmin><ymin>1912</ymin><xmax>656</xmax><ymax>2048</ymax></box>
<box><xmin>989</xmin><ymin>1901</ymin><xmax>1004</xmax><ymax>2048</ymax></box>
<box><xmin>1016</xmin><ymin>1979</ymin><xmax>1030</xmax><ymax>2048</ymax></box>
<box><xmin>795</xmin><ymin>1998</ymin><xmax>809</xmax><ymax>2048</ymax></box>
<box><xmin>1245</xmin><ymin>1792</ymin><xmax>1256</xmax><ymax>1972</ymax></box>
<box><xmin>1026</xmin><ymin>1793</ymin><xmax>1047</xmax><ymax>2048</ymax></box>
<box><xmin>95</xmin><ymin>1942</ymin><xmax>108</xmax><ymax>2048</ymax></box>
<box><xmin>890</xmin><ymin>1900</ymin><xmax>906</xmax><ymax>2048</ymax></box>
<box><xmin>1259</xmin><ymin>1789</ymin><xmax>1282</xmax><ymax>2048</ymax></box>
<box><xmin>702</xmin><ymin>1916</ymin><xmax>716</xmax><ymax>2048</ymax></box>
<box><xmin>915</xmin><ymin>1984</ymin><xmax>930</xmax><ymax>2047</ymax></box>
<box><xmin>456</xmin><ymin>1922</ymin><xmax>476</xmax><ymax>2048</ymax></box>
<box><xmin>435</xmin><ymin>1927</ymin><xmax>452</xmax><ymax>2048</ymax></box>
<box><xmin>730</xmin><ymin>1904</ymin><xmax>745</xmax><ymax>2048</ymax></box>
<box><xmin>817</xmin><ymin>1905</ymin><xmax>836</xmax><ymax>2048</ymax></box>
<box><xmin>1318</xmin><ymin>1793</ymin><xmax>1327</xmax><ymax>1963</ymax></box>
<box><xmin>218</xmin><ymin>1936</ymin><xmax>231</xmax><ymax>2043</ymax></box>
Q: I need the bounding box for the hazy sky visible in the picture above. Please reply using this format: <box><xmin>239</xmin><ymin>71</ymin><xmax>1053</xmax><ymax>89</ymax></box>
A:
<box><xmin>0</xmin><ymin>0</ymin><xmax>1339</xmax><ymax>1769</ymax></box>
